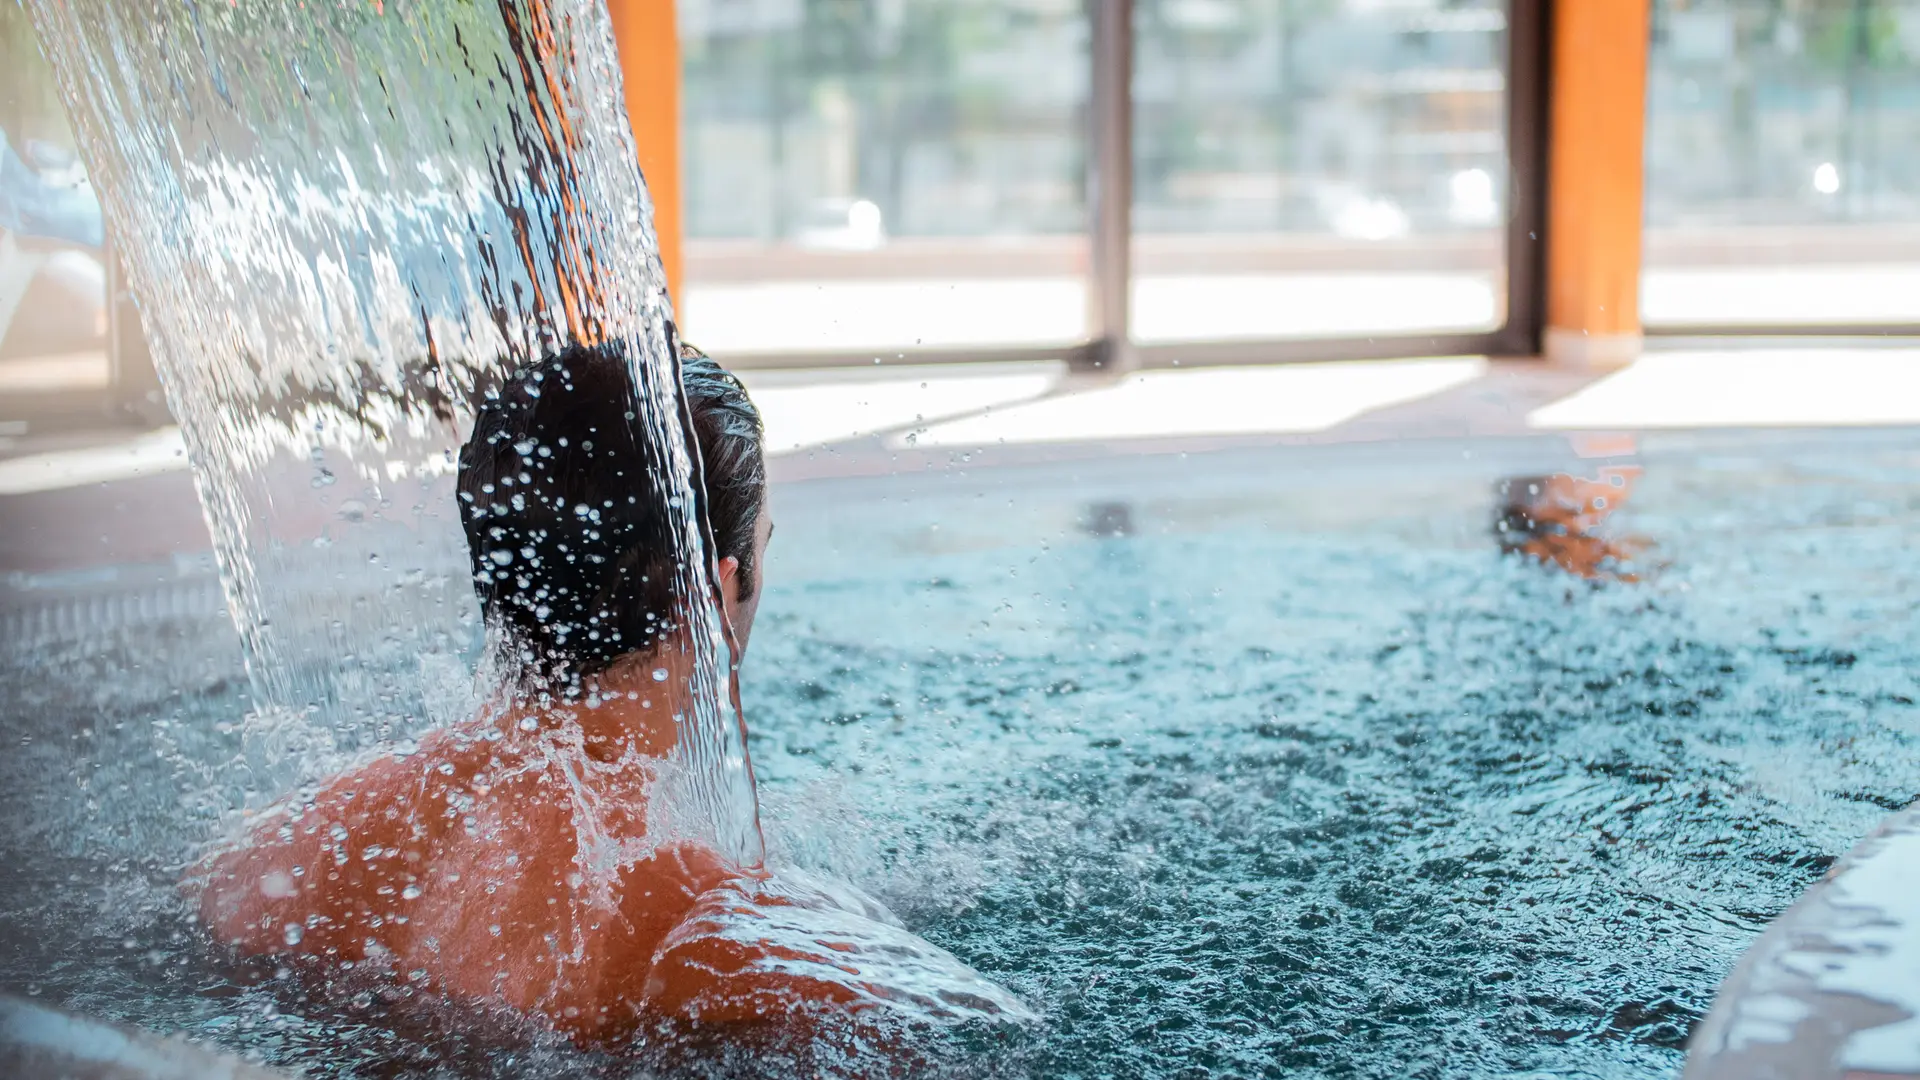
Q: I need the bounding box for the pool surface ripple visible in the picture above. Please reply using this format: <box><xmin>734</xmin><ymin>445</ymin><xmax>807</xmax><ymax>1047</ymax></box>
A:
<box><xmin>3</xmin><ymin>429</ymin><xmax>1918</xmax><ymax>1078</ymax></box>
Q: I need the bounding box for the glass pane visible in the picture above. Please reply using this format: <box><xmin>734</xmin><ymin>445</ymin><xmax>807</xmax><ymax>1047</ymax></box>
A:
<box><xmin>1644</xmin><ymin>0</ymin><xmax>1920</xmax><ymax>327</ymax></box>
<box><xmin>1</xmin><ymin>6</ymin><xmax>109</xmax><ymax>404</ymax></box>
<box><xmin>679</xmin><ymin>0</ymin><xmax>1090</xmax><ymax>356</ymax></box>
<box><xmin>1130</xmin><ymin>0</ymin><xmax>1508</xmax><ymax>344</ymax></box>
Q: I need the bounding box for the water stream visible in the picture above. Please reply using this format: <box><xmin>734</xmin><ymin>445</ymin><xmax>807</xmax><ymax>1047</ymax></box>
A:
<box><xmin>22</xmin><ymin>0</ymin><xmax>762</xmax><ymax>866</ymax></box>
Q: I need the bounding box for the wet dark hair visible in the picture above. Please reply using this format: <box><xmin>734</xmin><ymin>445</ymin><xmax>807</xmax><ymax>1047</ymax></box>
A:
<box><xmin>457</xmin><ymin>333</ymin><xmax>765</xmax><ymax>684</ymax></box>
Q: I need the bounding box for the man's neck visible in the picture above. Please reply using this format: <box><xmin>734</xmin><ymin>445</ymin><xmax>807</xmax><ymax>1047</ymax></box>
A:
<box><xmin>507</xmin><ymin>646</ymin><xmax>700</xmax><ymax>759</ymax></box>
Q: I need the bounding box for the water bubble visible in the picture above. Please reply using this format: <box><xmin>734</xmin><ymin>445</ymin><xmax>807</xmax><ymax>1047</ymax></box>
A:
<box><xmin>651</xmin><ymin>668</ymin><xmax>668</xmax><ymax>682</ymax></box>
<box><xmin>401</xmin><ymin>884</ymin><xmax>422</xmax><ymax>900</ymax></box>
<box><xmin>258</xmin><ymin>871</ymin><xmax>297</xmax><ymax>899</ymax></box>
<box><xmin>282</xmin><ymin>923</ymin><xmax>303</xmax><ymax>946</ymax></box>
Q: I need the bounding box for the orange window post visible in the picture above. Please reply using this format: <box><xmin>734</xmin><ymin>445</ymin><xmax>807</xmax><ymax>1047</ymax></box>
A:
<box><xmin>606</xmin><ymin>0</ymin><xmax>685</xmax><ymax>321</ymax></box>
<box><xmin>1545</xmin><ymin>0</ymin><xmax>1652</xmax><ymax>367</ymax></box>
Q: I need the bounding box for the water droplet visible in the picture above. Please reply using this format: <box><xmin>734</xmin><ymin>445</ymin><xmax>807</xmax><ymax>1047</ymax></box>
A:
<box><xmin>651</xmin><ymin>668</ymin><xmax>668</xmax><ymax>682</ymax></box>
<box><xmin>401</xmin><ymin>884</ymin><xmax>422</xmax><ymax>900</ymax></box>
<box><xmin>282</xmin><ymin>923</ymin><xmax>304</xmax><ymax>946</ymax></box>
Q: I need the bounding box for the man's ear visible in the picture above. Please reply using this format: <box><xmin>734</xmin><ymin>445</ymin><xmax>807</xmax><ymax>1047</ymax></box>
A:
<box><xmin>716</xmin><ymin>555</ymin><xmax>741</xmax><ymax>606</ymax></box>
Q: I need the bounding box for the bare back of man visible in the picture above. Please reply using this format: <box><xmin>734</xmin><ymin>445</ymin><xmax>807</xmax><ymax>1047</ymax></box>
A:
<box><xmin>194</xmin><ymin>707</ymin><xmax>1027</xmax><ymax>1044</ymax></box>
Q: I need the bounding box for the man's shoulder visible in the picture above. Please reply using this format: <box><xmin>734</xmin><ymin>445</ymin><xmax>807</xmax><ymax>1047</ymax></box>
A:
<box><xmin>641</xmin><ymin>868</ymin><xmax>1032</xmax><ymax>1026</ymax></box>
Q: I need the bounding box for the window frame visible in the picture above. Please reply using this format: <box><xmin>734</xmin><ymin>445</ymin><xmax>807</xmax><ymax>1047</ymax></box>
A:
<box><xmin>717</xmin><ymin>0</ymin><xmax>1553</xmax><ymax>373</ymax></box>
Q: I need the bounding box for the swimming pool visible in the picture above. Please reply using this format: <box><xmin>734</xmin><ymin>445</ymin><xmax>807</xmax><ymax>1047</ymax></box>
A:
<box><xmin>3</xmin><ymin>426</ymin><xmax>1917</xmax><ymax>1078</ymax></box>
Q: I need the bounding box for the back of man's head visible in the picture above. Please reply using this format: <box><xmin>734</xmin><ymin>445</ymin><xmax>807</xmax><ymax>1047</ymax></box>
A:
<box><xmin>457</xmin><ymin>339</ymin><xmax>764</xmax><ymax>687</ymax></box>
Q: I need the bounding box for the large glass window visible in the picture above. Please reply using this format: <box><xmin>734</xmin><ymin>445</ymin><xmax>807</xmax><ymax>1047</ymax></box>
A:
<box><xmin>1129</xmin><ymin>0</ymin><xmax>1509</xmax><ymax>345</ymax></box>
<box><xmin>2</xmin><ymin>5</ymin><xmax>110</xmax><ymax>409</ymax></box>
<box><xmin>1644</xmin><ymin>0</ymin><xmax>1920</xmax><ymax>328</ymax></box>
<box><xmin>678</xmin><ymin>0</ymin><xmax>1091</xmax><ymax>357</ymax></box>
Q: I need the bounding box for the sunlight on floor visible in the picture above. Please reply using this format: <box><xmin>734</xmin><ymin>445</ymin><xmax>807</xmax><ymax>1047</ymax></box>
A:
<box><xmin>902</xmin><ymin>357</ymin><xmax>1488</xmax><ymax>447</ymax></box>
<box><xmin>10</xmin><ymin>348</ymin><xmax>1920</xmax><ymax>495</ymax></box>
<box><xmin>742</xmin><ymin>362</ymin><xmax>1062</xmax><ymax>455</ymax></box>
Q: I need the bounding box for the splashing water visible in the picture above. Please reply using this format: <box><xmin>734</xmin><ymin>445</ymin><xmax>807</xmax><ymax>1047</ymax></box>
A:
<box><xmin>23</xmin><ymin>1</ymin><xmax>763</xmax><ymax>867</ymax></box>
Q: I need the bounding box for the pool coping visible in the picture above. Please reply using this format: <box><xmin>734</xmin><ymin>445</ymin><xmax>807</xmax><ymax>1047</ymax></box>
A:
<box><xmin>1686</xmin><ymin>802</ymin><xmax>1920</xmax><ymax>1080</ymax></box>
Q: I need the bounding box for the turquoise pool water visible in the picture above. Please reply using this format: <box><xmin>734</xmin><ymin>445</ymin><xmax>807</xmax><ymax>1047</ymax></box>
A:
<box><xmin>3</xmin><ymin>429</ymin><xmax>1918</xmax><ymax>1078</ymax></box>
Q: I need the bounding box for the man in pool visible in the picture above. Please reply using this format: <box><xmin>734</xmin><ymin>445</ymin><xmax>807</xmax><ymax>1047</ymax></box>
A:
<box><xmin>190</xmin><ymin>339</ymin><xmax>1026</xmax><ymax>1046</ymax></box>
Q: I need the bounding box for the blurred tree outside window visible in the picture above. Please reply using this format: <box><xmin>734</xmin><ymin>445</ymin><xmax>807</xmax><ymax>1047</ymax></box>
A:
<box><xmin>680</xmin><ymin>0</ymin><xmax>1088</xmax><ymax>243</ymax></box>
<box><xmin>3</xmin><ymin>8</ymin><xmax>111</xmax><ymax>382</ymax></box>
<box><xmin>1133</xmin><ymin>0</ymin><xmax>1507</xmax><ymax>238</ymax></box>
<box><xmin>1128</xmin><ymin>0</ymin><xmax>1510</xmax><ymax>343</ymax></box>
<box><xmin>2</xmin><ymin>5</ymin><xmax>74</xmax><ymax>149</ymax></box>
<box><xmin>1644</xmin><ymin>0</ymin><xmax>1920</xmax><ymax>325</ymax></box>
<box><xmin>675</xmin><ymin>0</ymin><xmax>1514</xmax><ymax>352</ymax></box>
<box><xmin>677</xmin><ymin>0</ymin><xmax>1093</xmax><ymax>353</ymax></box>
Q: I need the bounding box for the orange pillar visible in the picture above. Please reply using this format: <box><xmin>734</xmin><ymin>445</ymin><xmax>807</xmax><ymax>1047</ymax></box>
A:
<box><xmin>1545</xmin><ymin>0</ymin><xmax>1651</xmax><ymax>367</ymax></box>
<box><xmin>606</xmin><ymin>0</ymin><xmax>685</xmax><ymax>320</ymax></box>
